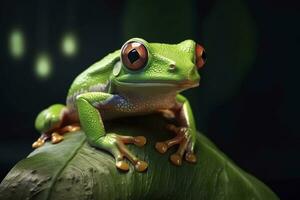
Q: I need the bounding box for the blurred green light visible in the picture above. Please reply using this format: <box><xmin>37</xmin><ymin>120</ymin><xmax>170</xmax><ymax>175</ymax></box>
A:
<box><xmin>35</xmin><ymin>53</ymin><xmax>52</xmax><ymax>80</ymax></box>
<box><xmin>61</xmin><ymin>33</ymin><xmax>77</xmax><ymax>57</ymax></box>
<box><xmin>9</xmin><ymin>29</ymin><xmax>25</xmax><ymax>59</ymax></box>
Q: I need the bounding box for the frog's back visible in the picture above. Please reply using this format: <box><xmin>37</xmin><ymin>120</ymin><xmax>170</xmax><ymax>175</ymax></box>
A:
<box><xmin>67</xmin><ymin>50</ymin><xmax>120</xmax><ymax>107</ymax></box>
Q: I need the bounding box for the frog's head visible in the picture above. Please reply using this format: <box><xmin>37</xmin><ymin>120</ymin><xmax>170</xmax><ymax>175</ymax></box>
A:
<box><xmin>112</xmin><ymin>38</ymin><xmax>206</xmax><ymax>93</ymax></box>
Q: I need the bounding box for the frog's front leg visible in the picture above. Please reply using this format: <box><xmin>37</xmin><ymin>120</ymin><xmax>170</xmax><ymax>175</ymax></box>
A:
<box><xmin>76</xmin><ymin>92</ymin><xmax>148</xmax><ymax>172</ymax></box>
<box><xmin>155</xmin><ymin>94</ymin><xmax>197</xmax><ymax>166</ymax></box>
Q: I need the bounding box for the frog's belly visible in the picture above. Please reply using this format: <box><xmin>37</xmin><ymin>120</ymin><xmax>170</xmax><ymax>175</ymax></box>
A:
<box><xmin>99</xmin><ymin>94</ymin><xmax>177</xmax><ymax>120</ymax></box>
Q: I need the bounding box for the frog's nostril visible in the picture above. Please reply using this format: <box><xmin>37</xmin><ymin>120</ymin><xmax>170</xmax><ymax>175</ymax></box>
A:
<box><xmin>168</xmin><ymin>64</ymin><xmax>176</xmax><ymax>72</ymax></box>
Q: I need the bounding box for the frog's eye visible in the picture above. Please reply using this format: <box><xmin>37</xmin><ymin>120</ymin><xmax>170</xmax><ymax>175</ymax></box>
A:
<box><xmin>121</xmin><ymin>41</ymin><xmax>148</xmax><ymax>70</ymax></box>
<box><xmin>195</xmin><ymin>44</ymin><xmax>206</xmax><ymax>69</ymax></box>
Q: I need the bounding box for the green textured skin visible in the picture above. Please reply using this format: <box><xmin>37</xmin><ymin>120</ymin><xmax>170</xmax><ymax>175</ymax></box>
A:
<box><xmin>68</xmin><ymin>38</ymin><xmax>199</xmax><ymax>97</ymax></box>
<box><xmin>0</xmin><ymin>115</ymin><xmax>279</xmax><ymax>200</ymax></box>
<box><xmin>67</xmin><ymin>50</ymin><xmax>120</xmax><ymax>97</ymax></box>
<box><xmin>35</xmin><ymin>104</ymin><xmax>66</xmax><ymax>133</ymax></box>
<box><xmin>76</xmin><ymin>92</ymin><xmax>109</xmax><ymax>143</ymax></box>
<box><xmin>34</xmin><ymin>38</ymin><xmax>201</xmax><ymax>165</ymax></box>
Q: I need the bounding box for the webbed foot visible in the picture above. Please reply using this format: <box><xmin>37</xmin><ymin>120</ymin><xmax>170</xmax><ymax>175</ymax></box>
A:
<box><xmin>59</xmin><ymin>124</ymin><xmax>81</xmax><ymax>133</ymax></box>
<box><xmin>51</xmin><ymin>124</ymin><xmax>81</xmax><ymax>144</ymax></box>
<box><xmin>93</xmin><ymin>134</ymin><xmax>148</xmax><ymax>172</ymax></box>
<box><xmin>32</xmin><ymin>124</ymin><xmax>81</xmax><ymax>148</ymax></box>
<box><xmin>155</xmin><ymin>124</ymin><xmax>197</xmax><ymax>166</ymax></box>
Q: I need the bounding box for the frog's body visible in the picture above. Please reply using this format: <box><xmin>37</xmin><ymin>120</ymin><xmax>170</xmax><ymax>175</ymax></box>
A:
<box><xmin>66</xmin><ymin>51</ymin><xmax>178</xmax><ymax>119</ymax></box>
<box><xmin>33</xmin><ymin>38</ymin><xmax>206</xmax><ymax>172</ymax></box>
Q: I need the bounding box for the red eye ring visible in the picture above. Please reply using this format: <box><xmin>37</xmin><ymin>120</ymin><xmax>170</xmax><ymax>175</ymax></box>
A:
<box><xmin>195</xmin><ymin>44</ymin><xmax>206</xmax><ymax>69</ymax></box>
<box><xmin>121</xmin><ymin>41</ymin><xmax>148</xmax><ymax>70</ymax></box>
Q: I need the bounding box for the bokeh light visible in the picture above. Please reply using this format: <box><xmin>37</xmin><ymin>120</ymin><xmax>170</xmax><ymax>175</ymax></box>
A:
<box><xmin>34</xmin><ymin>53</ymin><xmax>52</xmax><ymax>80</ymax></box>
<box><xmin>9</xmin><ymin>28</ymin><xmax>25</xmax><ymax>59</ymax></box>
<box><xmin>61</xmin><ymin>33</ymin><xmax>78</xmax><ymax>57</ymax></box>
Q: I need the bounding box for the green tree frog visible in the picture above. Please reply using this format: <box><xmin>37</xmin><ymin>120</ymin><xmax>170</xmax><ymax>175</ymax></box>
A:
<box><xmin>32</xmin><ymin>38</ymin><xmax>206</xmax><ymax>172</ymax></box>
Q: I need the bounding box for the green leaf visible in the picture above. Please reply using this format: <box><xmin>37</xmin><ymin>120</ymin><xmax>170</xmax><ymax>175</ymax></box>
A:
<box><xmin>0</xmin><ymin>115</ymin><xmax>278</xmax><ymax>200</ymax></box>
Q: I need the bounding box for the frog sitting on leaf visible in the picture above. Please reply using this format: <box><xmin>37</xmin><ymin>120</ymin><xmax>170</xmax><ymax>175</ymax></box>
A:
<box><xmin>32</xmin><ymin>38</ymin><xmax>206</xmax><ymax>172</ymax></box>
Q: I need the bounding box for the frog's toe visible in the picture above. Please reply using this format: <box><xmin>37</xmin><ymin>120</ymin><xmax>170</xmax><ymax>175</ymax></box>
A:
<box><xmin>135</xmin><ymin>160</ymin><xmax>148</xmax><ymax>172</ymax></box>
<box><xmin>116</xmin><ymin>160</ymin><xmax>130</xmax><ymax>171</ymax></box>
<box><xmin>51</xmin><ymin>132</ymin><xmax>64</xmax><ymax>144</ymax></box>
<box><xmin>118</xmin><ymin>135</ymin><xmax>147</xmax><ymax>147</ymax></box>
<box><xmin>32</xmin><ymin>138</ymin><xmax>45</xmax><ymax>148</ymax></box>
<box><xmin>155</xmin><ymin>142</ymin><xmax>168</xmax><ymax>154</ymax></box>
<box><xmin>170</xmin><ymin>153</ymin><xmax>183</xmax><ymax>166</ymax></box>
<box><xmin>32</xmin><ymin>134</ymin><xmax>49</xmax><ymax>148</ymax></box>
<box><xmin>185</xmin><ymin>152</ymin><xmax>197</xmax><ymax>163</ymax></box>
<box><xmin>133</xmin><ymin>136</ymin><xmax>147</xmax><ymax>147</ymax></box>
<box><xmin>155</xmin><ymin>132</ymin><xmax>185</xmax><ymax>154</ymax></box>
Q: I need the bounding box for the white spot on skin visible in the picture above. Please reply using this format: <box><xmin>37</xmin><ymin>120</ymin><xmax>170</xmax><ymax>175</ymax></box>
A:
<box><xmin>113</xmin><ymin>61</ymin><xmax>122</xmax><ymax>77</ymax></box>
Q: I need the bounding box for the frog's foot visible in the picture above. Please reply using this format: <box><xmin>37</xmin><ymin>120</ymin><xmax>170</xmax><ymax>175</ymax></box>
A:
<box><xmin>33</xmin><ymin>124</ymin><xmax>81</xmax><ymax>148</ymax></box>
<box><xmin>155</xmin><ymin>124</ymin><xmax>197</xmax><ymax>166</ymax></box>
<box><xmin>95</xmin><ymin>134</ymin><xmax>148</xmax><ymax>172</ymax></box>
<box><xmin>59</xmin><ymin>124</ymin><xmax>81</xmax><ymax>133</ymax></box>
<box><xmin>51</xmin><ymin>124</ymin><xmax>81</xmax><ymax>144</ymax></box>
<box><xmin>32</xmin><ymin>134</ymin><xmax>49</xmax><ymax>148</ymax></box>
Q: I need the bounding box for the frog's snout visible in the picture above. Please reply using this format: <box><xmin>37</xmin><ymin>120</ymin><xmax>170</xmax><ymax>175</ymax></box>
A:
<box><xmin>167</xmin><ymin>62</ymin><xmax>200</xmax><ymax>87</ymax></box>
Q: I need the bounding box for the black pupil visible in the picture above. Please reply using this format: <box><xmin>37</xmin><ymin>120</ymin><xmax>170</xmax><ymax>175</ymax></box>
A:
<box><xmin>201</xmin><ymin>50</ymin><xmax>207</xmax><ymax>62</ymax></box>
<box><xmin>128</xmin><ymin>49</ymin><xmax>140</xmax><ymax>64</ymax></box>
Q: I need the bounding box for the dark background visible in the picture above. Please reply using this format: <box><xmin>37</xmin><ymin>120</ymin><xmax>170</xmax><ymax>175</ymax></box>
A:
<box><xmin>0</xmin><ymin>0</ymin><xmax>299</xmax><ymax>199</ymax></box>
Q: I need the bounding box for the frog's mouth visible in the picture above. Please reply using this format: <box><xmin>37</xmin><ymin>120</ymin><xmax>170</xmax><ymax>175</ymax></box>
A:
<box><xmin>114</xmin><ymin>79</ymin><xmax>199</xmax><ymax>89</ymax></box>
<box><xmin>178</xmin><ymin>80</ymin><xmax>200</xmax><ymax>88</ymax></box>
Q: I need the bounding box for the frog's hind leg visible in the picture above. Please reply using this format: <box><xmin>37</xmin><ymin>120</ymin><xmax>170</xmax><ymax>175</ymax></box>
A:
<box><xmin>33</xmin><ymin>104</ymin><xmax>78</xmax><ymax>148</ymax></box>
